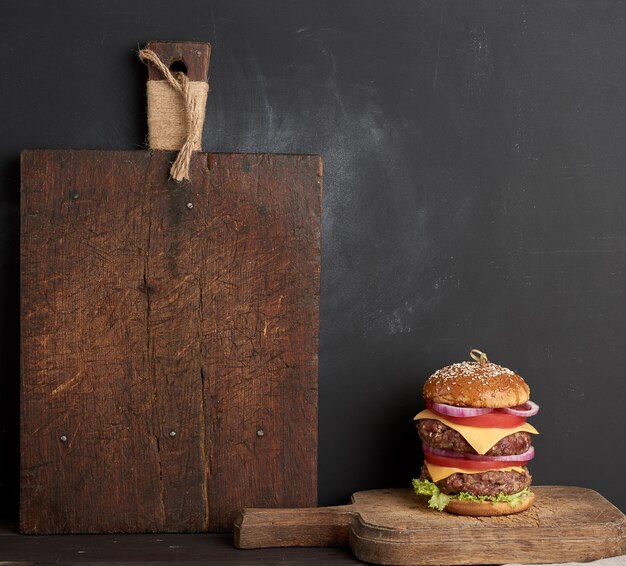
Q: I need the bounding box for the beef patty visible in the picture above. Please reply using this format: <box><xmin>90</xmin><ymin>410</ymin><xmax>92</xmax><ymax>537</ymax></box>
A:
<box><xmin>417</xmin><ymin>419</ymin><xmax>532</xmax><ymax>456</ymax></box>
<box><xmin>420</xmin><ymin>464</ymin><xmax>532</xmax><ymax>496</ymax></box>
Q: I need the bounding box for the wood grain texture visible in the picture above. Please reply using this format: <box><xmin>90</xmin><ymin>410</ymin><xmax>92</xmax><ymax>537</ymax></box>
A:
<box><xmin>20</xmin><ymin>149</ymin><xmax>321</xmax><ymax>534</ymax></box>
<box><xmin>203</xmin><ymin>153</ymin><xmax>320</xmax><ymax>531</ymax></box>
<box><xmin>235</xmin><ymin>487</ymin><xmax>626</xmax><ymax>565</ymax></box>
<box><xmin>234</xmin><ymin>506</ymin><xmax>351</xmax><ymax>549</ymax></box>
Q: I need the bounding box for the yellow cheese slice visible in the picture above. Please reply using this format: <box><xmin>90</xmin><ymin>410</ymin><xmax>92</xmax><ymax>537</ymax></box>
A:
<box><xmin>424</xmin><ymin>461</ymin><xmax>526</xmax><ymax>483</ymax></box>
<box><xmin>414</xmin><ymin>409</ymin><xmax>539</xmax><ymax>455</ymax></box>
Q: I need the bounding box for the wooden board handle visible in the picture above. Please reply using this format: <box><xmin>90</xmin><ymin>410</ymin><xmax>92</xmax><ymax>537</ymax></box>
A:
<box><xmin>141</xmin><ymin>40</ymin><xmax>211</xmax><ymax>175</ymax></box>
<box><xmin>233</xmin><ymin>505</ymin><xmax>353</xmax><ymax>549</ymax></box>
<box><xmin>144</xmin><ymin>40</ymin><xmax>210</xmax><ymax>82</ymax></box>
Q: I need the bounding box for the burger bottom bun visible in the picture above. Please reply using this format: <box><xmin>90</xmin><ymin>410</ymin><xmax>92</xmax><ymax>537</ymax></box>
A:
<box><xmin>444</xmin><ymin>490</ymin><xmax>535</xmax><ymax>516</ymax></box>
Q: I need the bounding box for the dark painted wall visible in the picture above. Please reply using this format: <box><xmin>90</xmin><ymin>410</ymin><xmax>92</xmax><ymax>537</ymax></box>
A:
<box><xmin>1</xmin><ymin>0</ymin><xmax>625</xmax><ymax>519</ymax></box>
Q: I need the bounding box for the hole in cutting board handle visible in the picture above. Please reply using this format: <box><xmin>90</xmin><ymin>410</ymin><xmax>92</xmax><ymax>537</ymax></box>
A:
<box><xmin>169</xmin><ymin>60</ymin><xmax>188</xmax><ymax>75</ymax></box>
<box><xmin>144</xmin><ymin>41</ymin><xmax>211</xmax><ymax>82</ymax></box>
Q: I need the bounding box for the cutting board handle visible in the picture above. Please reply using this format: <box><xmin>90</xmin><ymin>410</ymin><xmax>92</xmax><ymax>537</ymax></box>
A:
<box><xmin>233</xmin><ymin>505</ymin><xmax>353</xmax><ymax>549</ymax></box>
<box><xmin>140</xmin><ymin>40</ymin><xmax>211</xmax><ymax>180</ymax></box>
<box><xmin>144</xmin><ymin>40</ymin><xmax>211</xmax><ymax>82</ymax></box>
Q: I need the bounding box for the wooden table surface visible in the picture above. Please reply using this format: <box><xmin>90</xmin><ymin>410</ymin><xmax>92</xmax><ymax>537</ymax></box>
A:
<box><xmin>0</xmin><ymin>521</ymin><xmax>360</xmax><ymax>565</ymax></box>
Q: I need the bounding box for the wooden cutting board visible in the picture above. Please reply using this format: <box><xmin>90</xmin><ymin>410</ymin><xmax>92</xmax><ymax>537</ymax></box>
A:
<box><xmin>235</xmin><ymin>487</ymin><xmax>626</xmax><ymax>565</ymax></box>
<box><xmin>20</xmin><ymin>41</ymin><xmax>321</xmax><ymax>534</ymax></box>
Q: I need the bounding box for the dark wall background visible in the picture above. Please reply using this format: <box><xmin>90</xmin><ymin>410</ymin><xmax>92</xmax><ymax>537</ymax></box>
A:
<box><xmin>1</xmin><ymin>0</ymin><xmax>625</xmax><ymax>519</ymax></box>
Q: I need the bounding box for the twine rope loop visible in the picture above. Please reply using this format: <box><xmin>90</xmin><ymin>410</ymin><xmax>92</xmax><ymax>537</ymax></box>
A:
<box><xmin>470</xmin><ymin>349</ymin><xmax>489</xmax><ymax>366</ymax></box>
<box><xmin>138</xmin><ymin>48</ymin><xmax>207</xmax><ymax>182</ymax></box>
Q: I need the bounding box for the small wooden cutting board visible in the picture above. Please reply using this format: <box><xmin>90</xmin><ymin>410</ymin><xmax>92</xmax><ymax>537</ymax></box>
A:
<box><xmin>234</xmin><ymin>486</ymin><xmax>626</xmax><ymax>565</ymax></box>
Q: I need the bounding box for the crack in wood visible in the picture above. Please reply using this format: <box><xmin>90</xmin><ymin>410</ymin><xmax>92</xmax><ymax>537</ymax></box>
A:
<box><xmin>153</xmin><ymin>434</ymin><xmax>166</xmax><ymax>522</ymax></box>
<box><xmin>199</xmin><ymin>366</ymin><xmax>209</xmax><ymax>529</ymax></box>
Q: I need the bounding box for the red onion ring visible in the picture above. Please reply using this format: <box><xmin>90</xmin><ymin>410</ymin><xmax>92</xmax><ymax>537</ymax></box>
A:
<box><xmin>498</xmin><ymin>401</ymin><xmax>540</xmax><ymax>417</ymax></box>
<box><xmin>429</xmin><ymin>402</ymin><xmax>493</xmax><ymax>417</ymax></box>
<box><xmin>422</xmin><ymin>443</ymin><xmax>535</xmax><ymax>463</ymax></box>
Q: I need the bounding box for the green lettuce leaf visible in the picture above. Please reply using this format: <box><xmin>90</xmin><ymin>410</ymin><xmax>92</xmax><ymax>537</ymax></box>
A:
<box><xmin>412</xmin><ymin>478</ymin><xmax>531</xmax><ymax>511</ymax></box>
<box><xmin>412</xmin><ymin>478</ymin><xmax>450</xmax><ymax>511</ymax></box>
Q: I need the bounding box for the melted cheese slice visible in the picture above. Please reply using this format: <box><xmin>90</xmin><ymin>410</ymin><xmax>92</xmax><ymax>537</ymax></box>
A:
<box><xmin>414</xmin><ymin>409</ymin><xmax>539</xmax><ymax>455</ymax></box>
<box><xmin>424</xmin><ymin>461</ymin><xmax>526</xmax><ymax>483</ymax></box>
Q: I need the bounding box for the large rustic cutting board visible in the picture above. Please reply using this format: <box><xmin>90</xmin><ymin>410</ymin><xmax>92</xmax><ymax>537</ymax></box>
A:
<box><xmin>235</xmin><ymin>487</ymin><xmax>626</xmax><ymax>565</ymax></box>
<box><xmin>20</xmin><ymin>41</ymin><xmax>321</xmax><ymax>534</ymax></box>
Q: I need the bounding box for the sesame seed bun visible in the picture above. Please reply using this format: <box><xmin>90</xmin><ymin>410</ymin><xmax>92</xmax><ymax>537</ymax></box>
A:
<box><xmin>423</xmin><ymin>360</ymin><xmax>530</xmax><ymax>409</ymax></box>
<box><xmin>443</xmin><ymin>490</ymin><xmax>535</xmax><ymax>516</ymax></box>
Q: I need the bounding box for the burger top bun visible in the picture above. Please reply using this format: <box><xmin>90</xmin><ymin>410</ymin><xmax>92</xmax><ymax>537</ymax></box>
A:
<box><xmin>444</xmin><ymin>491</ymin><xmax>535</xmax><ymax>517</ymax></box>
<box><xmin>423</xmin><ymin>349</ymin><xmax>530</xmax><ymax>409</ymax></box>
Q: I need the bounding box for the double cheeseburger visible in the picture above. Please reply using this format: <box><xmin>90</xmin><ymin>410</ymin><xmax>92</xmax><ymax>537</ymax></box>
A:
<box><xmin>412</xmin><ymin>349</ymin><xmax>539</xmax><ymax>516</ymax></box>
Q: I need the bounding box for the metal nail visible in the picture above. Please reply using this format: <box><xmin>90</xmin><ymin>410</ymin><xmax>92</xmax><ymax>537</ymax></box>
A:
<box><xmin>256</xmin><ymin>429</ymin><xmax>265</xmax><ymax>437</ymax></box>
<box><xmin>169</xmin><ymin>431</ymin><xmax>177</xmax><ymax>437</ymax></box>
<box><xmin>186</xmin><ymin>202</ymin><xmax>193</xmax><ymax>209</ymax></box>
<box><xmin>60</xmin><ymin>435</ymin><xmax>68</xmax><ymax>443</ymax></box>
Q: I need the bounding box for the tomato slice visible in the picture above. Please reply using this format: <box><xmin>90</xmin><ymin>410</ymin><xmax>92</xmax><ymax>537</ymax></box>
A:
<box><xmin>427</xmin><ymin>403</ymin><xmax>526</xmax><ymax>428</ymax></box>
<box><xmin>424</xmin><ymin>452</ymin><xmax>530</xmax><ymax>471</ymax></box>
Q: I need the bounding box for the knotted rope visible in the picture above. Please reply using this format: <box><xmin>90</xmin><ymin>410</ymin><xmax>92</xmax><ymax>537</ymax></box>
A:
<box><xmin>138</xmin><ymin>48</ymin><xmax>208</xmax><ymax>181</ymax></box>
